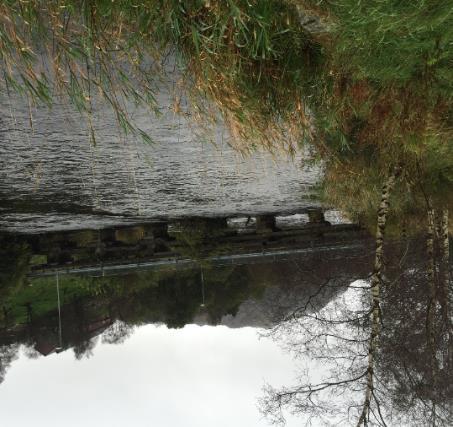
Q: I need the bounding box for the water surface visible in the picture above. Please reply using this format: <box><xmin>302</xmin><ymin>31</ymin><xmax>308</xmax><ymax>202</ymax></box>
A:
<box><xmin>0</xmin><ymin>92</ymin><xmax>320</xmax><ymax>233</ymax></box>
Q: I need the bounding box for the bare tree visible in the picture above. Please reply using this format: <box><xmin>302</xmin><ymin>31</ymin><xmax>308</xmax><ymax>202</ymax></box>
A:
<box><xmin>260</xmin><ymin>176</ymin><xmax>452</xmax><ymax>426</ymax></box>
<box><xmin>0</xmin><ymin>343</ymin><xmax>20</xmax><ymax>384</ymax></box>
<box><xmin>102</xmin><ymin>320</ymin><xmax>133</xmax><ymax>345</ymax></box>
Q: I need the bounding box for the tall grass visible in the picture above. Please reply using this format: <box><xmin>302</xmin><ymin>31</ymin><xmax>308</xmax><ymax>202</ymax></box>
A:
<box><xmin>0</xmin><ymin>1</ymin><xmax>451</xmax><ymax>164</ymax></box>
<box><xmin>301</xmin><ymin>0</ymin><xmax>453</xmax><ymax>157</ymax></box>
<box><xmin>158</xmin><ymin>0</ymin><xmax>323</xmax><ymax>153</ymax></box>
<box><xmin>0</xmin><ymin>0</ymin><xmax>323</xmax><ymax>150</ymax></box>
<box><xmin>0</xmin><ymin>0</ymin><xmax>163</xmax><ymax>143</ymax></box>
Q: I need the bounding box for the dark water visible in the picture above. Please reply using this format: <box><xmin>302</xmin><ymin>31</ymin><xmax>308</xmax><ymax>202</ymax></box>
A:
<box><xmin>0</xmin><ymin>90</ymin><xmax>320</xmax><ymax>233</ymax></box>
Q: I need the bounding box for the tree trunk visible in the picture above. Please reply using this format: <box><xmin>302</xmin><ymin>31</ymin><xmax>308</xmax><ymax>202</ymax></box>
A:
<box><xmin>440</xmin><ymin>209</ymin><xmax>452</xmax><ymax>370</ymax></box>
<box><xmin>440</xmin><ymin>210</ymin><xmax>450</xmax><ymax>320</ymax></box>
<box><xmin>356</xmin><ymin>172</ymin><xmax>397</xmax><ymax>426</ymax></box>
<box><xmin>426</xmin><ymin>208</ymin><xmax>439</xmax><ymax>408</ymax></box>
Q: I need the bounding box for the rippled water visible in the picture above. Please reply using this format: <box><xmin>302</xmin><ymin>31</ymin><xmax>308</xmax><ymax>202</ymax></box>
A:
<box><xmin>0</xmin><ymin>87</ymin><xmax>320</xmax><ymax>232</ymax></box>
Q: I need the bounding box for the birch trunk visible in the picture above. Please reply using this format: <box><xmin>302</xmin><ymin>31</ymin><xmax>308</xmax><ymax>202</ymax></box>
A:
<box><xmin>440</xmin><ymin>209</ymin><xmax>452</xmax><ymax>370</ymax></box>
<box><xmin>440</xmin><ymin>210</ymin><xmax>450</xmax><ymax>321</ymax></box>
<box><xmin>356</xmin><ymin>172</ymin><xmax>397</xmax><ymax>426</ymax></box>
<box><xmin>427</xmin><ymin>209</ymin><xmax>438</xmax><ymax>403</ymax></box>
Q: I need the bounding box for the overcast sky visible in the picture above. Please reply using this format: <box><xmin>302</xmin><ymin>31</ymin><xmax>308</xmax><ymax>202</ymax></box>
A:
<box><xmin>0</xmin><ymin>324</ymin><xmax>303</xmax><ymax>427</ymax></box>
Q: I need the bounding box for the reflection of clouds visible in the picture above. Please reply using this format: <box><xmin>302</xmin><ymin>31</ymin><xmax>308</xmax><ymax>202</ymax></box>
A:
<box><xmin>0</xmin><ymin>324</ymin><xmax>302</xmax><ymax>427</ymax></box>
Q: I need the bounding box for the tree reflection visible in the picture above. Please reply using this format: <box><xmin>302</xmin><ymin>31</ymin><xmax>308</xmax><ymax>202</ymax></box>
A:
<box><xmin>380</xmin><ymin>264</ymin><xmax>453</xmax><ymax>426</ymax></box>
<box><xmin>0</xmin><ymin>344</ymin><xmax>19</xmax><ymax>384</ymax></box>
<box><xmin>261</xmin><ymin>228</ymin><xmax>452</xmax><ymax>426</ymax></box>
<box><xmin>101</xmin><ymin>321</ymin><xmax>133</xmax><ymax>346</ymax></box>
<box><xmin>0</xmin><ymin>236</ymin><xmax>30</xmax><ymax>326</ymax></box>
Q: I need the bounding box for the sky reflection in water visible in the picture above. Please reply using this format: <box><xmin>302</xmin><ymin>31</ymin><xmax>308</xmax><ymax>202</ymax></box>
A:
<box><xmin>0</xmin><ymin>324</ymin><xmax>301</xmax><ymax>427</ymax></box>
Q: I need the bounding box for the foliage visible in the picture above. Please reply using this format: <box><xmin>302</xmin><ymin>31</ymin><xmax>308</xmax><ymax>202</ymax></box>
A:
<box><xmin>0</xmin><ymin>0</ymin><xmax>323</xmax><ymax>150</ymax></box>
<box><xmin>169</xmin><ymin>218</ymin><xmax>231</xmax><ymax>264</ymax></box>
<box><xmin>1</xmin><ymin>1</ymin><xmax>451</xmax><ymax>171</ymax></box>
<box><xmin>157</xmin><ymin>0</ymin><xmax>323</xmax><ymax>152</ymax></box>
<box><xmin>1</xmin><ymin>260</ymin><xmax>266</xmax><ymax>329</ymax></box>
<box><xmin>0</xmin><ymin>0</ymin><xmax>163</xmax><ymax>143</ymax></box>
<box><xmin>320</xmin><ymin>143</ymin><xmax>453</xmax><ymax>236</ymax></box>
<box><xmin>0</xmin><ymin>236</ymin><xmax>31</xmax><ymax>311</ymax></box>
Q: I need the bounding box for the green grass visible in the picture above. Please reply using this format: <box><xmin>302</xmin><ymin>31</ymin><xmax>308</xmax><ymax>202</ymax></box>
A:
<box><xmin>6</xmin><ymin>275</ymin><xmax>95</xmax><ymax>323</ymax></box>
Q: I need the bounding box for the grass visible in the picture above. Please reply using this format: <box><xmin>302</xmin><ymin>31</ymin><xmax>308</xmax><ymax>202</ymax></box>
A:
<box><xmin>0</xmin><ymin>0</ymin><xmax>323</xmax><ymax>150</ymax></box>
<box><xmin>0</xmin><ymin>0</ymin><xmax>163</xmax><ymax>143</ymax></box>
<box><xmin>7</xmin><ymin>275</ymin><xmax>94</xmax><ymax>324</ymax></box>
<box><xmin>159</xmin><ymin>0</ymin><xmax>323</xmax><ymax>153</ymax></box>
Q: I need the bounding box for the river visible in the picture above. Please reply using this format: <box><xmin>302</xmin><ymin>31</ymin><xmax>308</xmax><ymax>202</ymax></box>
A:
<box><xmin>0</xmin><ymin>87</ymin><xmax>320</xmax><ymax>233</ymax></box>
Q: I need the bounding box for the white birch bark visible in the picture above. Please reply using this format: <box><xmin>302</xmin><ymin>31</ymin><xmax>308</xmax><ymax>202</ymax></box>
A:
<box><xmin>440</xmin><ymin>210</ymin><xmax>450</xmax><ymax>320</ymax></box>
<box><xmin>356</xmin><ymin>172</ymin><xmax>397</xmax><ymax>426</ymax></box>
<box><xmin>426</xmin><ymin>208</ymin><xmax>440</xmax><ymax>418</ymax></box>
